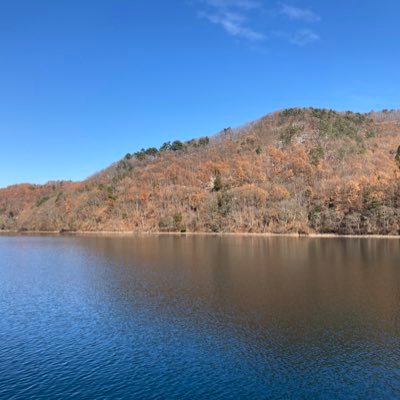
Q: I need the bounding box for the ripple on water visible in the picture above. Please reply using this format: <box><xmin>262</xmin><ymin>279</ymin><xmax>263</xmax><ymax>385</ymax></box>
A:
<box><xmin>0</xmin><ymin>235</ymin><xmax>399</xmax><ymax>399</ymax></box>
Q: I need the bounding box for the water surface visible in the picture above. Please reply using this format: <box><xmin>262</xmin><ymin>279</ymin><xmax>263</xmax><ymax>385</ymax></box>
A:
<box><xmin>0</xmin><ymin>235</ymin><xmax>399</xmax><ymax>399</ymax></box>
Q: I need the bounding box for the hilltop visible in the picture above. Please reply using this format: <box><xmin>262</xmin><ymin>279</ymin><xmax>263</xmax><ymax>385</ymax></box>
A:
<box><xmin>1</xmin><ymin>108</ymin><xmax>400</xmax><ymax>235</ymax></box>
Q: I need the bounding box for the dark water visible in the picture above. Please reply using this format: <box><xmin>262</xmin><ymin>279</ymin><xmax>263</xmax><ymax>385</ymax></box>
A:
<box><xmin>0</xmin><ymin>235</ymin><xmax>399</xmax><ymax>399</ymax></box>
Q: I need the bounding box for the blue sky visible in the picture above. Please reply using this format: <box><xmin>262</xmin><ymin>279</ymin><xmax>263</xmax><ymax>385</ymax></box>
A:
<box><xmin>0</xmin><ymin>0</ymin><xmax>399</xmax><ymax>188</ymax></box>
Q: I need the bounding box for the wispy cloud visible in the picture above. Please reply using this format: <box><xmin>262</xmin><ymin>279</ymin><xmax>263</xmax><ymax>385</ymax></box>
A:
<box><xmin>200</xmin><ymin>10</ymin><xmax>265</xmax><ymax>41</ymax></box>
<box><xmin>274</xmin><ymin>28</ymin><xmax>320</xmax><ymax>46</ymax></box>
<box><xmin>275</xmin><ymin>3</ymin><xmax>320</xmax><ymax>46</ymax></box>
<box><xmin>195</xmin><ymin>1</ymin><xmax>321</xmax><ymax>46</ymax></box>
<box><xmin>203</xmin><ymin>0</ymin><xmax>260</xmax><ymax>10</ymax></box>
<box><xmin>279</xmin><ymin>3</ymin><xmax>320</xmax><ymax>22</ymax></box>
<box><xmin>198</xmin><ymin>0</ymin><xmax>266</xmax><ymax>41</ymax></box>
<box><xmin>290</xmin><ymin>29</ymin><xmax>319</xmax><ymax>45</ymax></box>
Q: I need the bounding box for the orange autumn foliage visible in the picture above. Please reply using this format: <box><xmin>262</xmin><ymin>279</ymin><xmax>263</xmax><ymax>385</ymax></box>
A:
<box><xmin>1</xmin><ymin>108</ymin><xmax>400</xmax><ymax>235</ymax></box>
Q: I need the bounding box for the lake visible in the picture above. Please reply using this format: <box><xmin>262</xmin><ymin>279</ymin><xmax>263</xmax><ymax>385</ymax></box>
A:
<box><xmin>0</xmin><ymin>235</ymin><xmax>399</xmax><ymax>399</ymax></box>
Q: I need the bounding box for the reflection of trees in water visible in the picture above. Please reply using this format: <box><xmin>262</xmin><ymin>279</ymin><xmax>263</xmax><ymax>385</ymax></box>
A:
<box><xmin>54</xmin><ymin>235</ymin><xmax>400</xmax><ymax>397</ymax></box>
<box><xmin>79</xmin><ymin>236</ymin><xmax>400</xmax><ymax>339</ymax></box>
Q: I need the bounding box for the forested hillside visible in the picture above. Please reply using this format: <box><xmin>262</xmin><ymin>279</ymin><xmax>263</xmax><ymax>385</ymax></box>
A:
<box><xmin>1</xmin><ymin>108</ymin><xmax>400</xmax><ymax>235</ymax></box>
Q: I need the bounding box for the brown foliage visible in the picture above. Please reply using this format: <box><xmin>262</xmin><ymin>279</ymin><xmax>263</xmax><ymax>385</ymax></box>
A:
<box><xmin>1</xmin><ymin>108</ymin><xmax>400</xmax><ymax>235</ymax></box>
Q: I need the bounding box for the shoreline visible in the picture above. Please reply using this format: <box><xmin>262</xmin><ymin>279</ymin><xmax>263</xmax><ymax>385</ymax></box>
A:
<box><xmin>1</xmin><ymin>230</ymin><xmax>399</xmax><ymax>239</ymax></box>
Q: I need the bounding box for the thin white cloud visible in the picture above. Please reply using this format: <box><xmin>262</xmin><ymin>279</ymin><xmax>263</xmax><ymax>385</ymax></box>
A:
<box><xmin>274</xmin><ymin>28</ymin><xmax>319</xmax><ymax>46</ymax></box>
<box><xmin>195</xmin><ymin>1</ymin><xmax>321</xmax><ymax>46</ymax></box>
<box><xmin>198</xmin><ymin>0</ymin><xmax>265</xmax><ymax>41</ymax></box>
<box><xmin>291</xmin><ymin>29</ymin><xmax>319</xmax><ymax>45</ymax></box>
<box><xmin>204</xmin><ymin>0</ymin><xmax>260</xmax><ymax>10</ymax></box>
<box><xmin>280</xmin><ymin>3</ymin><xmax>320</xmax><ymax>22</ymax></box>
<box><xmin>200</xmin><ymin>10</ymin><xmax>266</xmax><ymax>41</ymax></box>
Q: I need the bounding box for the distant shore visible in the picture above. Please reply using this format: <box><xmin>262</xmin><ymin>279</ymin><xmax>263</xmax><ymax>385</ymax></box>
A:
<box><xmin>1</xmin><ymin>230</ymin><xmax>399</xmax><ymax>239</ymax></box>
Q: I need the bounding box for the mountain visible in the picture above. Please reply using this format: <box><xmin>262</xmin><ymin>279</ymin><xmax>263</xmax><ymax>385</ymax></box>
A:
<box><xmin>1</xmin><ymin>108</ymin><xmax>400</xmax><ymax>235</ymax></box>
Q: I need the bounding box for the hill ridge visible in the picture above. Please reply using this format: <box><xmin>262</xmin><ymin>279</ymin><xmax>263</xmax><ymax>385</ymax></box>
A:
<box><xmin>1</xmin><ymin>107</ymin><xmax>400</xmax><ymax>235</ymax></box>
